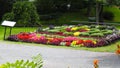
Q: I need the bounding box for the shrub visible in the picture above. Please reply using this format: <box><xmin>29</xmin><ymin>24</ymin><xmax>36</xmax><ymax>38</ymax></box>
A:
<box><xmin>2</xmin><ymin>12</ymin><xmax>14</xmax><ymax>21</ymax></box>
<box><xmin>3</xmin><ymin>1</ymin><xmax>40</xmax><ymax>26</ymax></box>
<box><xmin>102</xmin><ymin>11</ymin><xmax>114</xmax><ymax>21</ymax></box>
<box><xmin>13</xmin><ymin>1</ymin><xmax>40</xmax><ymax>26</ymax></box>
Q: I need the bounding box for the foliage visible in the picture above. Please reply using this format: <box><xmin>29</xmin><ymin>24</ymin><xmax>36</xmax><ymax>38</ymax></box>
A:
<box><xmin>2</xmin><ymin>12</ymin><xmax>14</xmax><ymax>21</ymax></box>
<box><xmin>3</xmin><ymin>1</ymin><xmax>40</xmax><ymax>26</ymax></box>
<box><xmin>0</xmin><ymin>54</ymin><xmax>43</xmax><ymax>68</ymax></box>
<box><xmin>0</xmin><ymin>0</ymin><xmax>29</xmax><ymax>21</ymax></box>
<box><xmin>32</xmin><ymin>54</ymin><xmax>43</xmax><ymax>68</ymax></box>
<box><xmin>34</xmin><ymin>0</ymin><xmax>88</xmax><ymax>14</ymax></box>
<box><xmin>13</xmin><ymin>1</ymin><xmax>40</xmax><ymax>26</ymax></box>
<box><xmin>0</xmin><ymin>60</ymin><xmax>37</xmax><ymax>68</ymax></box>
<box><xmin>102</xmin><ymin>11</ymin><xmax>114</xmax><ymax>20</ymax></box>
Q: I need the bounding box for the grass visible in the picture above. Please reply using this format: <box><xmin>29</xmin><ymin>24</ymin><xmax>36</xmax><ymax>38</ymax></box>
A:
<box><xmin>0</xmin><ymin>26</ymin><xmax>37</xmax><ymax>40</ymax></box>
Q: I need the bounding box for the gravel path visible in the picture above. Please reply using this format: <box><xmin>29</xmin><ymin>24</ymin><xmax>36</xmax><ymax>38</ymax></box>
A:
<box><xmin>0</xmin><ymin>42</ymin><xmax>120</xmax><ymax>68</ymax></box>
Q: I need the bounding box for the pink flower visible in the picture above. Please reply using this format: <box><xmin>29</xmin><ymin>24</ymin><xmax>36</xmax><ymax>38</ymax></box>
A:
<box><xmin>63</xmin><ymin>36</ymin><xmax>78</xmax><ymax>42</ymax></box>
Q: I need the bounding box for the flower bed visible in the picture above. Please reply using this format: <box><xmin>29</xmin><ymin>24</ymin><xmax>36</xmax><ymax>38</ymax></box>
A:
<box><xmin>7</xmin><ymin>25</ymin><xmax>120</xmax><ymax>48</ymax></box>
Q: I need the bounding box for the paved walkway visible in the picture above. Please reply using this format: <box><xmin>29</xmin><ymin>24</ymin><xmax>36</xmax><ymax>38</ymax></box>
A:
<box><xmin>0</xmin><ymin>42</ymin><xmax>120</xmax><ymax>68</ymax></box>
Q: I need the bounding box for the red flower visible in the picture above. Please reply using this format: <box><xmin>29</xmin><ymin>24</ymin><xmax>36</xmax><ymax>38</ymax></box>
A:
<box><xmin>65</xmin><ymin>42</ymin><xmax>71</xmax><ymax>46</ymax></box>
<box><xmin>17</xmin><ymin>32</ymin><xmax>31</xmax><ymax>41</ymax></box>
<box><xmin>84</xmin><ymin>40</ymin><xmax>93</xmax><ymax>43</ymax></box>
<box><xmin>76</xmin><ymin>39</ymin><xmax>84</xmax><ymax>45</ymax></box>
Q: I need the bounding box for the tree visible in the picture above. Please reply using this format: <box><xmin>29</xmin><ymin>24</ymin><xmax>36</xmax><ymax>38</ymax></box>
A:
<box><xmin>85</xmin><ymin>0</ymin><xmax>120</xmax><ymax>23</ymax></box>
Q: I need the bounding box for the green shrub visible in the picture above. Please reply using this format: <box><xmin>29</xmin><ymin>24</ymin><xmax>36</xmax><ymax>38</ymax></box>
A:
<box><xmin>2</xmin><ymin>12</ymin><xmax>14</xmax><ymax>21</ymax></box>
<box><xmin>102</xmin><ymin>11</ymin><xmax>114</xmax><ymax>21</ymax></box>
<box><xmin>3</xmin><ymin>1</ymin><xmax>40</xmax><ymax>26</ymax></box>
<box><xmin>13</xmin><ymin>1</ymin><xmax>40</xmax><ymax>26</ymax></box>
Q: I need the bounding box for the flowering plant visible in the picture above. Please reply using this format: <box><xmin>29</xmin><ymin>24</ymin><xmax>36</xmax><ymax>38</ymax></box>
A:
<box><xmin>65</xmin><ymin>28</ymin><xmax>71</xmax><ymax>32</ymax></box>
<box><xmin>115</xmin><ymin>45</ymin><xmax>120</xmax><ymax>55</ymax></box>
<box><xmin>73</xmin><ymin>32</ymin><xmax>80</xmax><ymax>36</ymax></box>
<box><xmin>63</xmin><ymin>36</ymin><xmax>78</xmax><ymax>42</ymax></box>
<box><xmin>71</xmin><ymin>27</ymin><xmax>78</xmax><ymax>31</ymax></box>
<box><xmin>93</xmin><ymin>59</ymin><xmax>99</xmax><ymax>68</ymax></box>
<box><xmin>48</xmin><ymin>38</ymin><xmax>63</xmax><ymax>45</ymax></box>
<box><xmin>17</xmin><ymin>32</ymin><xmax>32</xmax><ymax>41</ymax></box>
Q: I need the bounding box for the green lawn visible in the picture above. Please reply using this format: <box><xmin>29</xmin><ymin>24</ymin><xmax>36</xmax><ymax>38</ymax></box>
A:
<box><xmin>0</xmin><ymin>26</ymin><xmax>119</xmax><ymax>52</ymax></box>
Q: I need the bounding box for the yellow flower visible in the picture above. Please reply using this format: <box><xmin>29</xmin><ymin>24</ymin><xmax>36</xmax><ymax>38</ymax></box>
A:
<box><xmin>74</xmin><ymin>32</ymin><xmax>80</xmax><ymax>36</ymax></box>
<box><xmin>71</xmin><ymin>41</ymin><xmax>77</xmax><ymax>45</ymax></box>
<box><xmin>93</xmin><ymin>41</ymin><xmax>97</xmax><ymax>44</ymax></box>
<box><xmin>71</xmin><ymin>27</ymin><xmax>78</xmax><ymax>31</ymax></box>
<box><xmin>85</xmin><ymin>28</ymin><xmax>90</xmax><ymax>31</ymax></box>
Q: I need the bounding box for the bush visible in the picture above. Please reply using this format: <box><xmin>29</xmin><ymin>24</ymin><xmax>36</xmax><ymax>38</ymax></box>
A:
<box><xmin>102</xmin><ymin>11</ymin><xmax>114</xmax><ymax>21</ymax></box>
<box><xmin>3</xmin><ymin>1</ymin><xmax>40</xmax><ymax>26</ymax></box>
<box><xmin>2</xmin><ymin>12</ymin><xmax>14</xmax><ymax>21</ymax></box>
<box><xmin>13</xmin><ymin>1</ymin><xmax>40</xmax><ymax>26</ymax></box>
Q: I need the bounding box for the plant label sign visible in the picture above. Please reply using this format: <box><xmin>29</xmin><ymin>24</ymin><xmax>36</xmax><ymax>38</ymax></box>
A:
<box><xmin>1</xmin><ymin>20</ymin><xmax>16</xmax><ymax>27</ymax></box>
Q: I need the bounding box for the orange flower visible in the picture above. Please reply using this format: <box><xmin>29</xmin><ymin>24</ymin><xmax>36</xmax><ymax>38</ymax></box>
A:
<box><xmin>93</xmin><ymin>59</ymin><xmax>99</xmax><ymax>68</ymax></box>
<box><xmin>115</xmin><ymin>50</ymin><xmax>120</xmax><ymax>55</ymax></box>
<box><xmin>93</xmin><ymin>59</ymin><xmax>99</xmax><ymax>65</ymax></box>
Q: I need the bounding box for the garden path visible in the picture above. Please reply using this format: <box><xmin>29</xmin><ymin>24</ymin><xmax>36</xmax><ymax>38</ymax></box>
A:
<box><xmin>0</xmin><ymin>42</ymin><xmax>120</xmax><ymax>68</ymax></box>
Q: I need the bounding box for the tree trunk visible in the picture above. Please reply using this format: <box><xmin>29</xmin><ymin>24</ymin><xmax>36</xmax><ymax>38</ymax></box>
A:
<box><xmin>86</xmin><ymin>0</ymin><xmax>92</xmax><ymax>17</ymax></box>
<box><xmin>99</xmin><ymin>4</ymin><xmax>104</xmax><ymax>22</ymax></box>
<box><xmin>96</xmin><ymin>2</ymin><xmax>99</xmax><ymax>24</ymax></box>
